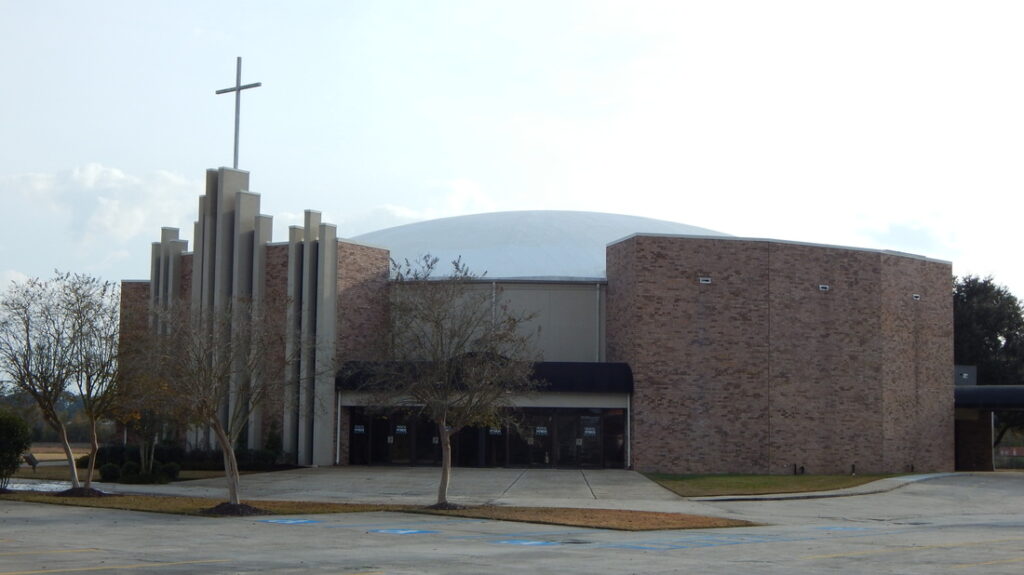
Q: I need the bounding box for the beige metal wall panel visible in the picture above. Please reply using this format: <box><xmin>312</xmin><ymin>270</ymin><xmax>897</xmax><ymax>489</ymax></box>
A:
<box><xmin>495</xmin><ymin>283</ymin><xmax>606</xmax><ymax>362</ymax></box>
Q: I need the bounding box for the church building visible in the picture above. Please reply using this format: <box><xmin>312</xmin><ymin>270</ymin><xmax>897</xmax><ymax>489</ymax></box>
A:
<box><xmin>123</xmin><ymin>166</ymin><xmax>954</xmax><ymax>474</ymax></box>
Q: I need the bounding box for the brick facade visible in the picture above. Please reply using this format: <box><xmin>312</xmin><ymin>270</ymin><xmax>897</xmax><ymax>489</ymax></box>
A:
<box><xmin>335</xmin><ymin>240</ymin><xmax>390</xmax><ymax>362</ymax></box>
<box><xmin>607</xmin><ymin>235</ymin><xmax>953</xmax><ymax>475</ymax></box>
<box><xmin>332</xmin><ymin>240</ymin><xmax>390</xmax><ymax>463</ymax></box>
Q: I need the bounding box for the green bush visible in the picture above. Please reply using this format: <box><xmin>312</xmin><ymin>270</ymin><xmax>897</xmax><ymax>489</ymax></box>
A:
<box><xmin>120</xmin><ymin>460</ymin><xmax>141</xmax><ymax>478</ymax></box>
<box><xmin>160</xmin><ymin>462</ymin><xmax>181</xmax><ymax>480</ymax></box>
<box><xmin>90</xmin><ymin>444</ymin><xmax>141</xmax><ymax>467</ymax></box>
<box><xmin>98</xmin><ymin>462</ymin><xmax>121</xmax><ymax>482</ymax></box>
<box><xmin>154</xmin><ymin>443</ymin><xmax>185</xmax><ymax>466</ymax></box>
<box><xmin>121</xmin><ymin>472</ymin><xmax>169</xmax><ymax>485</ymax></box>
<box><xmin>235</xmin><ymin>447</ymin><xmax>279</xmax><ymax>471</ymax></box>
<box><xmin>0</xmin><ymin>411</ymin><xmax>32</xmax><ymax>490</ymax></box>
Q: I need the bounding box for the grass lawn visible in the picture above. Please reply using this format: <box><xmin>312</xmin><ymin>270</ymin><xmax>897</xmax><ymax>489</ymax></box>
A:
<box><xmin>0</xmin><ymin>491</ymin><xmax>752</xmax><ymax>531</ymax></box>
<box><xmin>647</xmin><ymin>473</ymin><xmax>896</xmax><ymax>497</ymax></box>
<box><xmin>24</xmin><ymin>443</ymin><xmax>88</xmax><ymax>462</ymax></box>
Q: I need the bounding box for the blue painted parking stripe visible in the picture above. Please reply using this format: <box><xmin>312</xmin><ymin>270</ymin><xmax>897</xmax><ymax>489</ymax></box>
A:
<box><xmin>494</xmin><ymin>539</ymin><xmax>560</xmax><ymax>546</ymax></box>
<box><xmin>369</xmin><ymin>529</ymin><xmax>438</xmax><ymax>535</ymax></box>
<box><xmin>321</xmin><ymin>518</ymin><xmax>491</xmax><ymax>529</ymax></box>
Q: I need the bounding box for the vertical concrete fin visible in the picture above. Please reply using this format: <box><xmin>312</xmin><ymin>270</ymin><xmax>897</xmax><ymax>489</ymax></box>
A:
<box><xmin>283</xmin><ymin>225</ymin><xmax>305</xmax><ymax>461</ymax></box>
<box><xmin>228</xmin><ymin>192</ymin><xmax>258</xmax><ymax>442</ymax></box>
<box><xmin>247</xmin><ymin>213</ymin><xmax>274</xmax><ymax>450</ymax></box>
<box><xmin>297</xmin><ymin>217</ymin><xmax>320</xmax><ymax>465</ymax></box>
<box><xmin>167</xmin><ymin>239</ymin><xmax>186</xmax><ymax>310</ymax></box>
<box><xmin>312</xmin><ymin>225</ymin><xmax>338</xmax><ymax>465</ymax></box>
<box><xmin>213</xmin><ymin>168</ymin><xmax>245</xmax><ymax>315</ymax></box>
<box><xmin>200</xmin><ymin>170</ymin><xmax>219</xmax><ymax>314</ymax></box>
<box><xmin>232</xmin><ymin>192</ymin><xmax>260</xmax><ymax>299</ymax></box>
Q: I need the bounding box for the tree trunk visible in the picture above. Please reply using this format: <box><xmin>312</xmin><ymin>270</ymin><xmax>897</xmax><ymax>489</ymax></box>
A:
<box><xmin>140</xmin><ymin>436</ymin><xmax>150</xmax><ymax>476</ymax></box>
<box><xmin>84</xmin><ymin>418</ymin><xmax>99</xmax><ymax>488</ymax></box>
<box><xmin>212</xmin><ymin>420</ymin><xmax>241</xmax><ymax>505</ymax></box>
<box><xmin>436</xmin><ymin>419</ymin><xmax>451</xmax><ymax>507</ymax></box>
<box><xmin>140</xmin><ymin>433</ymin><xmax>158</xmax><ymax>475</ymax></box>
<box><xmin>57</xmin><ymin>422</ymin><xmax>81</xmax><ymax>489</ymax></box>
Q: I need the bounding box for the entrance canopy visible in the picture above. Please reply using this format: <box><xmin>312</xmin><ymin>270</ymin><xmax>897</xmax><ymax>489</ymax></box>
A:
<box><xmin>955</xmin><ymin>385</ymin><xmax>1024</xmax><ymax>410</ymax></box>
<box><xmin>337</xmin><ymin>360</ymin><xmax>633</xmax><ymax>394</ymax></box>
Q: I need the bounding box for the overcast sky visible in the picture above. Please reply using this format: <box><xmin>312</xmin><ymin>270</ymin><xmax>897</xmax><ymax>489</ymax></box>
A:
<box><xmin>2</xmin><ymin>1</ymin><xmax>1023</xmax><ymax>295</ymax></box>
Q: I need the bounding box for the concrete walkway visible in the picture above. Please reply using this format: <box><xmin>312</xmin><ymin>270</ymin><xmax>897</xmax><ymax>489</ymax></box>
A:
<box><xmin>7</xmin><ymin>466</ymin><xmax>952</xmax><ymax>517</ymax></box>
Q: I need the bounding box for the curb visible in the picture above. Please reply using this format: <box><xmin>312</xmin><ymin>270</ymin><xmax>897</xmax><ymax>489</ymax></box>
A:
<box><xmin>692</xmin><ymin>473</ymin><xmax>959</xmax><ymax>502</ymax></box>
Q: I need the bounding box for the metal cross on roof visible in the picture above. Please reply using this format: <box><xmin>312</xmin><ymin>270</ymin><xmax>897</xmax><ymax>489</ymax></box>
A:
<box><xmin>215</xmin><ymin>57</ymin><xmax>262</xmax><ymax>169</ymax></box>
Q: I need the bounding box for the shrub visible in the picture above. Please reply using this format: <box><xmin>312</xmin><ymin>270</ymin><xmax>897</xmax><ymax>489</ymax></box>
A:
<box><xmin>160</xmin><ymin>462</ymin><xmax>181</xmax><ymax>480</ymax></box>
<box><xmin>154</xmin><ymin>443</ymin><xmax>185</xmax><ymax>466</ymax></box>
<box><xmin>120</xmin><ymin>460</ymin><xmax>141</xmax><ymax>478</ymax></box>
<box><xmin>179</xmin><ymin>448</ymin><xmax>223</xmax><ymax>471</ymax></box>
<box><xmin>121</xmin><ymin>472</ymin><xmax>169</xmax><ymax>485</ymax></box>
<box><xmin>0</xmin><ymin>411</ymin><xmax>32</xmax><ymax>490</ymax></box>
<box><xmin>99</xmin><ymin>444</ymin><xmax>141</xmax><ymax>466</ymax></box>
<box><xmin>98</xmin><ymin>462</ymin><xmax>121</xmax><ymax>482</ymax></box>
<box><xmin>78</xmin><ymin>444</ymin><xmax>143</xmax><ymax>468</ymax></box>
<box><xmin>235</xmin><ymin>448</ymin><xmax>279</xmax><ymax>471</ymax></box>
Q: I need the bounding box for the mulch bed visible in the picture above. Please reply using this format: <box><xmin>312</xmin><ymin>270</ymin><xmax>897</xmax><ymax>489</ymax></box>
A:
<box><xmin>199</xmin><ymin>502</ymin><xmax>270</xmax><ymax>516</ymax></box>
<box><xmin>427</xmin><ymin>501</ymin><xmax>466</xmax><ymax>510</ymax></box>
<box><xmin>56</xmin><ymin>487</ymin><xmax>108</xmax><ymax>497</ymax></box>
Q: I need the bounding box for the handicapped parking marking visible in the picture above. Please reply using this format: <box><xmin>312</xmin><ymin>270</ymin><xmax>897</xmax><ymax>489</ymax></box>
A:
<box><xmin>259</xmin><ymin>519</ymin><xmax>322</xmax><ymax>525</ymax></box>
<box><xmin>369</xmin><ymin>529</ymin><xmax>438</xmax><ymax>535</ymax></box>
<box><xmin>494</xmin><ymin>539</ymin><xmax>560</xmax><ymax>546</ymax></box>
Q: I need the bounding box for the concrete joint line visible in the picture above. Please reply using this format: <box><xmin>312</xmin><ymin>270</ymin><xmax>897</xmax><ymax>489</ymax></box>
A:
<box><xmin>581</xmin><ymin>470</ymin><xmax>597</xmax><ymax>499</ymax></box>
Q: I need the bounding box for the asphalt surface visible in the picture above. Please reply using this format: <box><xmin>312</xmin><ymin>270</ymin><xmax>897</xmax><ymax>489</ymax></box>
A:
<box><xmin>4</xmin><ymin>468</ymin><xmax>1024</xmax><ymax>574</ymax></box>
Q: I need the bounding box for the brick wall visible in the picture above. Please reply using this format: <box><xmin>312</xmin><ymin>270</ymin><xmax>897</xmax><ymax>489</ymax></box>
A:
<box><xmin>607</xmin><ymin>235</ymin><xmax>954</xmax><ymax>474</ymax></box>
<box><xmin>335</xmin><ymin>240</ymin><xmax>390</xmax><ymax>361</ymax></box>
<box><xmin>880</xmin><ymin>253</ymin><xmax>954</xmax><ymax>472</ymax></box>
<box><xmin>180</xmin><ymin>254</ymin><xmax>193</xmax><ymax>302</ymax></box>
<box><xmin>333</xmin><ymin>240</ymin><xmax>390</xmax><ymax>464</ymax></box>
<box><xmin>119</xmin><ymin>280</ymin><xmax>151</xmax><ymax>345</ymax></box>
<box><xmin>767</xmin><ymin>244</ymin><xmax>884</xmax><ymax>474</ymax></box>
<box><xmin>258</xmin><ymin>243</ymin><xmax>291</xmax><ymax>450</ymax></box>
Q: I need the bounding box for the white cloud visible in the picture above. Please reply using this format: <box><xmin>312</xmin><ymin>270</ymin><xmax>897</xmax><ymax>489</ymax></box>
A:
<box><xmin>0</xmin><ymin>165</ymin><xmax>202</xmax><ymax>282</ymax></box>
<box><xmin>339</xmin><ymin>179</ymin><xmax>498</xmax><ymax>237</ymax></box>
<box><xmin>0</xmin><ymin>270</ymin><xmax>29</xmax><ymax>292</ymax></box>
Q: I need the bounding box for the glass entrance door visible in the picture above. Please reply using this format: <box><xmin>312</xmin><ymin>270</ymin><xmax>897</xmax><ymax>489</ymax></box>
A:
<box><xmin>578</xmin><ymin>415</ymin><xmax>603</xmax><ymax>467</ymax></box>
<box><xmin>555</xmin><ymin>415</ymin><xmax>578</xmax><ymax>466</ymax></box>
<box><xmin>526</xmin><ymin>413</ymin><xmax>553</xmax><ymax>466</ymax></box>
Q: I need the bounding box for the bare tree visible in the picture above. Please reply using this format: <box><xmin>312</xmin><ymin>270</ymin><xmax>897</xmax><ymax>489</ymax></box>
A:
<box><xmin>365</xmin><ymin>256</ymin><xmax>539</xmax><ymax>508</ymax></box>
<box><xmin>0</xmin><ymin>276</ymin><xmax>82</xmax><ymax>488</ymax></box>
<box><xmin>64</xmin><ymin>273</ymin><xmax>121</xmax><ymax>489</ymax></box>
<box><xmin>148</xmin><ymin>297</ymin><xmax>288</xmax><ymax>508</ymax></box>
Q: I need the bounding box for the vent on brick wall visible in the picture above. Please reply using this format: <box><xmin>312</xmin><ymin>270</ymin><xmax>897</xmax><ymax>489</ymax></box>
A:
<box><xmin>819</xmin><ymin>284</ymin><xmax>830</xmax><ymax>292</ymax></box>
<box><xmin>912</xmin><ymin>294</ymin><xmax>921</xmax><ymax>301</ymax></box>
<box><xmin>699</xmin><ymin>276</ymin><xmax>712</xmax><ymax>285</ymax></box>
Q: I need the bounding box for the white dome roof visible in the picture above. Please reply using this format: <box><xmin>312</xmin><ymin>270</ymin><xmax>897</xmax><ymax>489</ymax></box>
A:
<box><xmin>349</xmin><ymin>210</ymin><xmax>728</xmax><ymax>280</ymax></box>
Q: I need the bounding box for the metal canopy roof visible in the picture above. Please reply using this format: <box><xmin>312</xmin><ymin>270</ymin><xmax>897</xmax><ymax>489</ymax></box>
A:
<box><xmin>338</xmin><ymin>360</ymin><xmax>633</xmax><ymax>394</ymax></box>
<box><xmin>955</xmin><ymin>385</ymin><xmax>1024</xmax><ymax>410</ymax></box>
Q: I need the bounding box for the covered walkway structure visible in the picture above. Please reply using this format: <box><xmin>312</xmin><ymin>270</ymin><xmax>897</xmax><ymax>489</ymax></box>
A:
<box><xmin>954</xmin><ymin>385</ymin><xmax>1024</xmax><ymax>471</ymax></box>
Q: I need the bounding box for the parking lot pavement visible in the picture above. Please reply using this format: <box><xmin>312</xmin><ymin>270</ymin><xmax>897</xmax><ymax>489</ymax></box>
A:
<box><xmin>4</xmin><ymin>472</ymin><xmax>1024</xmax><ymax>574</ymax></box>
